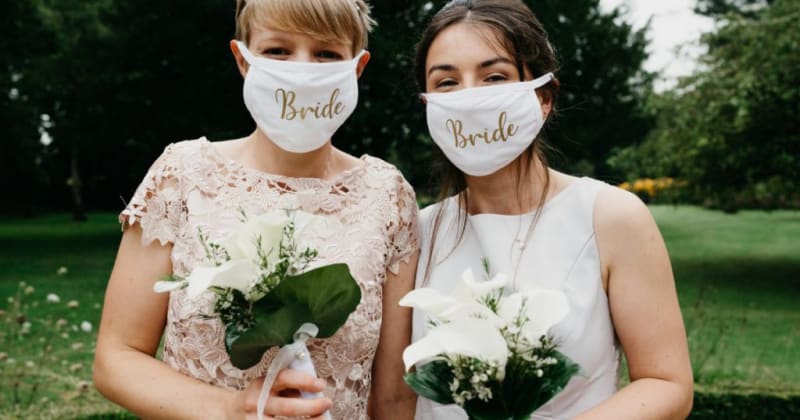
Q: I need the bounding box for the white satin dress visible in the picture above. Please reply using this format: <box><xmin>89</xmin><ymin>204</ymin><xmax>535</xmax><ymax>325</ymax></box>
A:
<box><xmin>412</xmin><ymin>177</ymin><xmax>620</xmax><ymax>420</ymax></box>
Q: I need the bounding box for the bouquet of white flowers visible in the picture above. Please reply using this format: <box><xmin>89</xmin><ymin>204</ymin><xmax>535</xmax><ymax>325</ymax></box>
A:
<box><xmin>154</xmin><ymin>209</ymin><xmax>360</xmax><ymax>420</ymax></box>
<box><xmin>400</xmin><ymin>264</ymin><xmax>579</xmax><ymax>420</ymax></box>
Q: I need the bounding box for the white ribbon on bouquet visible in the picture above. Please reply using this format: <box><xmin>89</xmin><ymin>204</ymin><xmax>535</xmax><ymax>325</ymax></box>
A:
<box><xmin>257</xmin><ymin>323</ymin><xmax>331</xmax><ymax>420</ymax></box>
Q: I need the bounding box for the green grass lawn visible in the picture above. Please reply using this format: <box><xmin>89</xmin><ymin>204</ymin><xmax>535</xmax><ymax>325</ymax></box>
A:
<box><xmin>0</xmin><ymin>207</ymin><xmax>798</xmax><ymax>417</ymax></box>
<box><xmin>650</xmin><ymin>205</ymin><xmax>800</xmax><ymax>396</ymax></box>
<box><xmin>0</xmin><ymin>214</ymin><xmax>124</xmax><ymax>419</ymax></box>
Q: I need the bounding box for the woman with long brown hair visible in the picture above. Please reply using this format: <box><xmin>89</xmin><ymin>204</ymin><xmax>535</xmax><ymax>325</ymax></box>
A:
<box><xmin>411</xmin><ymin>1</ymin><xmax>693</xmax><ymax>418</ymax></box>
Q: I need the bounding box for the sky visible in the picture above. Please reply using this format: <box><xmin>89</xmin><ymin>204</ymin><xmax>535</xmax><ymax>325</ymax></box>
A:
<box><xmin>598</xmin><ymin>0</ymin><xmax>715</xmax><ymax>91</ymax></box>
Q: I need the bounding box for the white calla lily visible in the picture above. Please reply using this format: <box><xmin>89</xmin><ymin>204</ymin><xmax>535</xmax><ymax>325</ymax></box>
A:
<box><xmin>400</xmin><ymin>286</ymin><xmax>506</xmax><ymax>327</ymax></box>
<box><xmin>399</xmin><ymin>288</ymin><xmax>458</xmax><ymax>317</ymax></box>
<box><xmin>219</xmin><ymin>210</ymin><xmax>290</xmax><ymax>262</ymax></box>
<box><xmin>403</xmin><ymin>319</ymin><xmax>509</xmax><ymax>374</ymax></box>
<box><xmin>185</xmin><ymin>259</ymin><xmax>259</xmax><ymax>299</ymax></box>
<box><xmin>153</xmin><ymin>280</ymin><xmax>187</xmax><ymax>294</ymax></box>
<box><xmin>498</xmin><ymin>289</ymin><xmax>569</xmax><ymax>343</ymax></box>
<box><xmin>453</xmin><ymin>269</ymin><xmax>507</xmax><ymax>302</ymax></box>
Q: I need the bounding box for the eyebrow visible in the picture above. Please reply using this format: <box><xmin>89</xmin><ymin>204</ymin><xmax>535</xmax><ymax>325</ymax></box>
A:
<box><xmin>427</xmin><ymin>57</ymin><xmax>515</xmax><ymax>76</ymax></box>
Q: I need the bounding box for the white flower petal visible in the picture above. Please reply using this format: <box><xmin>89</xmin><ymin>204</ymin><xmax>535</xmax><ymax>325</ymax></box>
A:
<box><xmin>499</xmin><ymin>289</ymin><xmax>570</xmax><ymax>341</ymax></box>
<box><xmin>153</xmin><ymin>280</ymin><xmax>186</xmax><ymax>294</ymax></box>
<box><xmin>185</xmin><ymin>260</ymin><xmax>258</xmax><ymax>299</ymax></box>
<box><xmin>399</xmin><ymin>288</ymin><xmax>457</xmax><ymax>316</ymax></box>
<box><xmin>438</xmin><ymin>302</ymin><xmax>507</xmax><ymax>328</ymax></box>
<box><xmin>454</xmin><ymin>268</ymin><xmax>507</xmax><ymax>302</ymax></box>
<box><xmin>403</xmin><ymin>320</ymin><xmax>508</xmax><ymax>372</ymax></box>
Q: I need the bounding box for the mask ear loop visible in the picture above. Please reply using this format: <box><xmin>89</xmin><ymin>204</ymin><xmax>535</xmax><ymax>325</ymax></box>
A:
<box><xmin>530</xmin><ymin>72</ymin><xmax>554</xmax><ymax>89</ymax></box>
<box><xmin>236</xmin><ymin>40</ymin><xmax>256</xmax><ymax>64</ymax></box>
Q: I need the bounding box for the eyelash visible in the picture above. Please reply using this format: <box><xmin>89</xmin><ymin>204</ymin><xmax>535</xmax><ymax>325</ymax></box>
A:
<box><xmin>434</xmin><ymin>73</ymin><xmax>510</xmax><ymax>89</ymax></box>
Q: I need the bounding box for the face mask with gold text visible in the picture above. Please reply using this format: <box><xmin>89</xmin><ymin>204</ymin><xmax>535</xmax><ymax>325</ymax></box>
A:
<box><xmin>422</xmin><ymin>73</ymin><xmax>553</xmax><ymax>176</ymax></box>
<box><xmin>237</xmin><ymin>41</ymin><xmax>365</xmax><ymax>153</ymax></box>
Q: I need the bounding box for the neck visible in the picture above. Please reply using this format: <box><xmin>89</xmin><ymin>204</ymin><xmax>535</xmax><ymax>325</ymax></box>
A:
<box><xmin>465</xmin><ymin>154</ymin><xmax>550</xmax><ymax>215</ymax></box>
<box><xmin>245</xmin><ymin>129</ymin><xmax>337</xmax><ymax>179</ymax></box>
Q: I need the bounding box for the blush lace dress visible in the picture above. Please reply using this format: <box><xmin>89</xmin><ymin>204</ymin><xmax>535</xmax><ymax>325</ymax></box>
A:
<box><xmin>119</xmin><ymin>138</ymin><xmax>419</xmax><ymax>419</ymax></box>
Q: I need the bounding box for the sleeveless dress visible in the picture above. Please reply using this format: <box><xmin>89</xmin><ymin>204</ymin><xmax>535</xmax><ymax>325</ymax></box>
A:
<box><xmin>119</xmin><ymin>138</ymin><xmax>419</xmax><ymax>420</ymax></box>
<box><xmin>412</xmin><ymin>177</ymin><xmax>620</xmax><ymax>420</ymax></box>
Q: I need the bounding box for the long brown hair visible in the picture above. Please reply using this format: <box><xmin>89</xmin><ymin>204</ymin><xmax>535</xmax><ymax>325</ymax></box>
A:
<box><xmin>416</xmin><ymin>0</ymin><xmax>561</xmax><ymax>284</ymax></box>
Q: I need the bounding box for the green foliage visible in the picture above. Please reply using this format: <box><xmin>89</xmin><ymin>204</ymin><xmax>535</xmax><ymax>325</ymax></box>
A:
<box><xmin>610</xmin><ymin>0</ymin><xmax>800</xmax><ymax>210</ymax></box>
<box><xmin>406</xmin><ymin>350</ymin><xmax>579</xmax><ymax>420</ymax></box>
<box><xmin>532</xmin><ymin>0</ymin><xmax>653</xmax><ymax>177</ymax></box>
<box><xmin>226</xmin><ymin>263</ymin><xmax>361</xmax><ymax>369</ymax></box>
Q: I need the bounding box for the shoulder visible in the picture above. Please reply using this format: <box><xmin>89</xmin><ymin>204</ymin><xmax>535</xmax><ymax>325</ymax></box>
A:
<box><xmin>148</xmin><ymin>137</ymin><xmax>209</xmax><ymax>170</ymax></box>
<box><xmin>592</xmin><ymin>182</ymin><xmax>663</xmax><ymax>268</ymax></box>
<box><xmin>362</xmin><ymin>155</ymin><xmax>416</xmax><ymax>196</ymax></box>
<box><xmin>161</xmin><ymin>137</ymin><xmax>208</xmax><ymax>156</ymax></box>
<box><xmin>593</xmin><ymin>183</ymin><xmax>656</xmax><ymax>233</ymax></box>
<box><xmin>418</xmin><ymin>195</ymin><xmax>461</xmax><ymax>238</ymax></box>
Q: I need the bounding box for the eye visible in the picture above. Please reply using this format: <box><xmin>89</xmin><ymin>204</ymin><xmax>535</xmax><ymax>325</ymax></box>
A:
<box><xmin>316</xmin><ymin>50</ymin><xmax>345</xmax><ymax>61</ymax></box>
<box><xmin>434</xmin><ymin>79</ymin><xmax>458</xmax><ymax>90</ymax></box>
<box><xmin>262</xmin><ymin>47</ymin><xmax>290</xmax><ymax>58</ymax></box>
<box><xmin>484</xmin><ymin>73</ymin><xmax>509</xmax><ymax>84</ymax></box>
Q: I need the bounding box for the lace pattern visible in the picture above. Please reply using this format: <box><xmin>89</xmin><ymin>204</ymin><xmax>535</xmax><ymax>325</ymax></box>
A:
<box><xmin>119</xmin><ymin>138</ymin><xmax>419</xmax><ymax>419</ymax></box>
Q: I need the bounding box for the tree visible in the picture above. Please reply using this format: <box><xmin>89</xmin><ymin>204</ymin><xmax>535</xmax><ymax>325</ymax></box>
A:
<box><xmin>610</xmin><ymin>0</ymin><xmax>800</xmax><ymax>210</ymax></box>
<box><xmin>0</xmin><ymin>2</ymin><xmax>53</xmax><ymax>216</ymax></box>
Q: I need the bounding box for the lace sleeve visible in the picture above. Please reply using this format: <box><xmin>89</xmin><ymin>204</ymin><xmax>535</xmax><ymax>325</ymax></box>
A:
<box><xmin>386</xmin><ymin>174</ymin><xmax>421</xmax><ymax>276</ymax></box>
<box><xmin>119</xmin><ymin>143</ymin><xmax>184</xmax><ymax>246</ymax></box>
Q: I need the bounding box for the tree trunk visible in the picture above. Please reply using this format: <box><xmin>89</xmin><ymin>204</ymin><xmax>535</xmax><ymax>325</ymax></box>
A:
<box><xmin>69</xmin><ymin>147</ymin><xmax>87</xmax><ymax>222</ymax></box>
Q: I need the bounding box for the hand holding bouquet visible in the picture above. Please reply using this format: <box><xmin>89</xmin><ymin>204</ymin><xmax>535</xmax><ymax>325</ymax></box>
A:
<box><xmin>154</xmin><ymin>210</ymin><xmax>361</xmax><ymax>420</ymax></box>
<box><xmin>400</xmin><ymin>265</ymin><xmax>580</xmax><ymax>420</ymax></box>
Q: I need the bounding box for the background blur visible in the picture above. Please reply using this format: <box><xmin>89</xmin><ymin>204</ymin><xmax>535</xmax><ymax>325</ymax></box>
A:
<box><xmin>1</xmin><ymin>0</ymin><xmax>798</xmax><ymax>418</ymax></box>
<box><xmin>2</xmin><ymin>0</ymin><xmax>796</xmax><ymax>219</ymax></box>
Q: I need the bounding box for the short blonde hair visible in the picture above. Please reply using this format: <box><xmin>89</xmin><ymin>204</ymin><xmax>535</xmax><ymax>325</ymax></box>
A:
<box><xmin>235</xmin><ymin>0</ymin><xmax>376</xmax><ymax>54</ymax></box>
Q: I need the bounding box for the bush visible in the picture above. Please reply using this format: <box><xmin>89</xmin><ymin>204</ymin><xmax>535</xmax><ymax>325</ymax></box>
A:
<box><xmin>690</xmin><ymin>392</ymin><xmax>800</xmax><ymax>419</ymax></box>
<box><xmin>618</xmin><ymin>177</ymin><xmax>689</xmax><ymax>204</ymax></box>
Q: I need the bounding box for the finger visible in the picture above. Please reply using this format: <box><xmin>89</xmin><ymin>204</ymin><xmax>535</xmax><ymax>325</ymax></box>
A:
<box><xmin>264</xmin><ymin>395</ymin><xmax>332</xmax><ymax>418</ymax></box>
<box><xmin>272</xmin><ymin>369</ymin><xmax>326</xmax><ymax>393</ymax></box>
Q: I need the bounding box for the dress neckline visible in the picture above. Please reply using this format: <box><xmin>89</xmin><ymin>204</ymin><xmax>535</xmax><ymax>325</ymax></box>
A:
<box><xmin>467</xmin><ymin>176</ymin><xmax>587</xmax><ymax>220</ymax></box>
<box><xmin>199</xmin><ymin>137</ymin><xmax>371</xmax><ymax>186</ymax></box>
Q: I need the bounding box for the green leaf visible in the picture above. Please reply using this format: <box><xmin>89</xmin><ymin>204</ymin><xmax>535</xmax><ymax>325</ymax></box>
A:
<box><xmin>227</xmin><ymin>263</ymin><xmax>361</xmax><ymax>369</ymax></box>
<box><xmin>505</xmin><ymin>351</ymin><xmax>581</xmax><ymax>417</ymax></box>
<box><xmin>404</xmin><ymin>360</ymin><xmax>456</xmax><ymax>405</ymax></box>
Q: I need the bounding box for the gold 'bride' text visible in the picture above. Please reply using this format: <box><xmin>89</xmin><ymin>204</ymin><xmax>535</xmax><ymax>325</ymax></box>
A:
<box><xmin>446</xmin><ymin>112</ymin><xmax>518</xmax><ymax>148</ymax></box>
<box><xmin>275</xmin><ymin>88</ymin><xmax>345</xmax><ymax>120</ymax></box>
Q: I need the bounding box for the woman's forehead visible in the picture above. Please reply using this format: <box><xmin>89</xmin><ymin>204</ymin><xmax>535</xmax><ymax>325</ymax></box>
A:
<box><xmin>427</xmin><ymin>23</ymin><xmax>514</xmax><ymax>67</ymax></box>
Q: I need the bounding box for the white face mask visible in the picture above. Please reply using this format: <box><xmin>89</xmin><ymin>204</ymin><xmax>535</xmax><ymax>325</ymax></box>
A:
<box><xmin>236</xmin><ymin>41</ymin><xmax>364</xmax><ymax>153</ymax></box>
<box><xmin>422</xmin><ymin>73</ymin><xmax>554</xmax><ymax>176</ymax></box>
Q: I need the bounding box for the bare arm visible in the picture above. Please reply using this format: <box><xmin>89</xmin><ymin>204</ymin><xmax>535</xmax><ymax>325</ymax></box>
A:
<box><xmin>93</xmin><ymin>225</ymin><xmax>331</xmax><ymax>419</ymax></box>
<box><xmin>574</xmin><ymin>188</ymin><xmax>693</xmax><ymax>420</ymax></box>
<box><xmin>370</xmin><ymin>251</ymin><xmax>420</xmax><ymax>419</ymax></box>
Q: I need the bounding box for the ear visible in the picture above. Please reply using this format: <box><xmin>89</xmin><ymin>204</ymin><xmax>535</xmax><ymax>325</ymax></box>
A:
<box><xmin>420</xmin><ymin>94</ymin><xmax>428</xmax><ymax>105</ymax></box>
<box><xmin>537</xmin><ymin>92</ymin><xmax>553</xmax><ymax>120</ymax></box>
<box><xmin>356</xmin><ymin>51</ymin><xmax>371</xmax><ymax>79</ymax></box>
<box><xmin>230</xmin><ymin>39</ymin><xmax>249</xmax><ymax>78</ymax></box>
